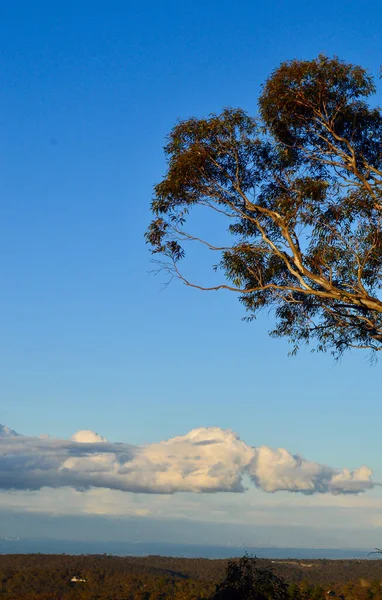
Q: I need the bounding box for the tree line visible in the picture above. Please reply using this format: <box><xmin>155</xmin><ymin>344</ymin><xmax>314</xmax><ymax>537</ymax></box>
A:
<box><xmin>1</xmin><ymin>553</ymin><xmax>382</xmax><ymax>599</ymax></box>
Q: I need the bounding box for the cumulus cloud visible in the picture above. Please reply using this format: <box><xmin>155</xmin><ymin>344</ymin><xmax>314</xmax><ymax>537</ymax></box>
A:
<box><xmin>71</xmin><ymin>430</ymin><xmax>108</xmax><ymax>444</ymax></box>
<box><xmin>249</xmin><ymin>447</ymin><xmax>373</xmax><ymax>494</ymax></box>
<box><xmin>0</xmin><ymin>425</ymin><xmax>375</xmax><ymax>496</ymax></box>
<box><xmin>0</xmin><ymin>425</ymin><xmax>19</xmax><ymax>437</ymax></box>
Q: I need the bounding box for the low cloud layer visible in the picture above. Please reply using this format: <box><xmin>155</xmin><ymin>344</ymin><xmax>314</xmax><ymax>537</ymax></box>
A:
<box><xmin>0</xmin><ymin>425</ymin><xmax>374</xmax><ymax>496</ymax></box>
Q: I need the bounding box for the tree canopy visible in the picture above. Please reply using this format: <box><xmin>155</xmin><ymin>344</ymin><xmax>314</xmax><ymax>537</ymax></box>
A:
<box><xmin>146</xmin><ymin>55</ymin><xmax>382</xmax><ymax>356</ymax></box>
<box><xmin>210</xmin><ymin>555</ymin><xmax>289</xmax><ymax>600</ymax></box>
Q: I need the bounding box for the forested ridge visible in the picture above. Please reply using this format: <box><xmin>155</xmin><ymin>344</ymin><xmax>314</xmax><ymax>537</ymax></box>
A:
<box><xmin>1</xmin><ymin>554</ymin><xmax>382</xmax><ymax>599</ymax></box>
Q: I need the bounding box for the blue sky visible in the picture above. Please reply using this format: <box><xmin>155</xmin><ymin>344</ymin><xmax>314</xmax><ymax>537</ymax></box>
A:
<box><xmin>1</xmin><ymin>0</ymin><xmax>382</xmax><ymax>549</ymax></box>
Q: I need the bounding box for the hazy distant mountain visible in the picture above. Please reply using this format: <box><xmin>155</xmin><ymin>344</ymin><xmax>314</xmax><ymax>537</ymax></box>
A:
<box><xmin>0</xmin><ymin>425</ymin><xmax>19</xmax><ymax>437</ymax></box>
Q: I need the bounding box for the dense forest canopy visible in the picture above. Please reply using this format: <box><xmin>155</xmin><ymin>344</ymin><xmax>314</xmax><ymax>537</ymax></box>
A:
<box><xmin>1</xmin><ymin>554</ymin><xmax>382</xmax><ymax>600</ymax></box>
<box><xmin>147</xmin><ymin>56</ymin><xmax>382</xmax><ymax>356</ymax></box>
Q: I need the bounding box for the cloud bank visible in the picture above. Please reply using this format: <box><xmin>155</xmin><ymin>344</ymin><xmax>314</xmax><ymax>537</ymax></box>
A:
<box><xmin>0</xmin><ymin>425</ymin><xmax>374</xmax><ymax>495</ymax></box>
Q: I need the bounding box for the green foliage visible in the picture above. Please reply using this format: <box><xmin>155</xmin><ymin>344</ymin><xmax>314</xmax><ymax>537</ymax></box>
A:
<box><xmin>146</xmin><ymin>56</ymin><xmax>382</xmax><ymax>356</ymax></box>
<box><xmin>2</xmin><ymin>554</ymin><xmax>382</xmax><ymax>599</ymax></box>
<box><xmin>210</xmin><ymin>555</ymin><xmax>289</xmax><ymax>600</ymax></box>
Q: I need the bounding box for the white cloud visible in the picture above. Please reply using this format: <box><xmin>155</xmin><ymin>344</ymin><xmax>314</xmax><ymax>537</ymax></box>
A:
<box><xmin>0</xmin><ymin>425</ymin><xmax>19</xmax><ymax>437</ymax></box>
<box><xmin>71</xmin><ymin>430</ymin><xmax>107</xmax><ymax>444</ymax></box>
<box><xmin>0</xmin><ymin>425</ymin><xmax>375</xmax><ymax>497</ymax></box>
<box><xmin>249</xmin><ymin>446</ymin><xmax>373</xmax><ymax>494</ymax></box>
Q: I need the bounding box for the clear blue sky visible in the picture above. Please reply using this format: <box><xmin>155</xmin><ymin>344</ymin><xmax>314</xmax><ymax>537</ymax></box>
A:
<box><xmin>1</xmin><ymin>0</ymin><xmax>382</xmax><ymax>548</ymax></box>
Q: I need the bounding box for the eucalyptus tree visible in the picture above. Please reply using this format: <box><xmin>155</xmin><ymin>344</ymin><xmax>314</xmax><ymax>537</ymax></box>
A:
<box><xmin>147</xmin><ymin>56</ymin><xmax>382</xmax><ymax>356</ymax></box>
